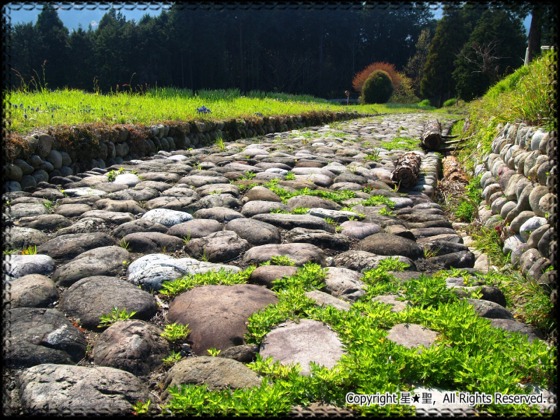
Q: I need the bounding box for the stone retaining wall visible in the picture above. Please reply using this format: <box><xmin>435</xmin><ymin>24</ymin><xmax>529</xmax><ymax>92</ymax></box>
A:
<box><xmin>474</xmin><ymin>122</ymin><xmax>556</xmax><ymax>288</ymax></box>
<box><xmin>3</xmin><ymin>111</ymin><xmax>361</xmax><ymax>192</ymax></box>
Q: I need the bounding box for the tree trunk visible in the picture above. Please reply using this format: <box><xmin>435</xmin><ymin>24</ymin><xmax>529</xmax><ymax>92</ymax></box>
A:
<box><xmin>392</xmin><ymin>152</ymin><xmax>422</xmax><ymax>189</ymax></box>
<box><xmin>527</xmin><ymin>6</ymin><xmax>543</xmax><ymax>64</ymax></box>
<box><xmin>421</xmin><ymin>120</ymin><xmax>442</xmax><ymax>150</ymax></box>
<box><xmin>442</xmin><ymin>156</ymin><xmax>468</xmax><ymax>183</ymax></box>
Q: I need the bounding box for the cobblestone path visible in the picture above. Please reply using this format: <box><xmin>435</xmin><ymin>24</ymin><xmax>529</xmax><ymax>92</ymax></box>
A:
<box><xmin>4</xmin><ymin>113</ymin><xmax>554</xmax><ymax>416</ymax></box>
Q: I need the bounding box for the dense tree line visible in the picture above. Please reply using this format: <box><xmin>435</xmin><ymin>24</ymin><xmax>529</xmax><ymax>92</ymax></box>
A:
<box><xmin>5</xmin><ymin>3</ymin><xmax>555</xmax><ymax>103</ymax></box>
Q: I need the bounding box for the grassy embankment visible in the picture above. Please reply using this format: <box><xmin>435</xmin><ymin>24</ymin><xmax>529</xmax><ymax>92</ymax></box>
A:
<box><xmin>7</xmin><ymin>88</ymin><xmax>438</xmax><ymax>135</ymax></box>
<box><xmin>445</xmin><ymin>51</ymin><xmax>556</xmax><ymax>341</ymax></box>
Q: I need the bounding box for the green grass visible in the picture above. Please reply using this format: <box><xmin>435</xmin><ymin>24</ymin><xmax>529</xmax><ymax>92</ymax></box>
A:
<box><xmin>457</xmin><ymin>51</ymin><xmax>556</xmax><ymax>172</ymax></box>
<box><xmin>7</xmin><ymin>87</ymin><xmax>439</xmax><ymax>135</ymax></box>
<box><xmin>382</xmin><ymin>136</ymin><xmax>420</xmax><ymax>151</ymax></box>
<box><xmin>97</xmin><ymin>307</ymin><xmax>137</xmax><ymax>328</ymax></box>
<box><xmin>263</xmin><ymin>179</ymin><xmax>356</xmax><ymax>204</ymax></box>
<box><xmin>161</xmin><ymin>323</ymin><xmax>191</xmax><ymax>342</ymax></box>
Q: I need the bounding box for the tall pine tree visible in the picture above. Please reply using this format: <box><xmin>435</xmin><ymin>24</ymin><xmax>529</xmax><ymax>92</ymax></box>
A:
<box><xmin>35</xmin><ymin>4</ymin><xmax>70</xmax><ymax>89</ymax></box>
<box><xmin>453</xmin><ymin>9</ymin><xmax>526</xmax><ymax>101</ymax></box>
<box><xmin>405</xmin><ymin>28</ymin><xmax>432</xmax><ymax>97</ymax></box>
<box><xmin>420</xmin><ymin>4</ymin><xmax>482</xmax><ymax>106</ymax></box>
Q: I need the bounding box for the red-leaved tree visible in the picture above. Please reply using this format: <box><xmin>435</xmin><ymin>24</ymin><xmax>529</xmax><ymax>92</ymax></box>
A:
<box><xmin>352</xmin><ymin>62</ymin><xmax>402</xmax><ymax>94</ymax></box>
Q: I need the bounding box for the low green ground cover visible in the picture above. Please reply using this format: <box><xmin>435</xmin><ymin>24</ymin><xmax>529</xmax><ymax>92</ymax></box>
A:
<box><xmin>7</xmin><ymin>87</ymin><xmax>437</xmax><ymax>135</ymax></box>
<box><xmin>150</xmin><ymin>259</ymin><xmax>556</xmax><ymax>416</ymax></box>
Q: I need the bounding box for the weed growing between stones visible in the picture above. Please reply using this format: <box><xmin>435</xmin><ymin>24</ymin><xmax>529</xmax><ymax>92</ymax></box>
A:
<box><xmin>106</xmin><ymin>167</ymin><xmax>125</xmax><ymax>182</ymax></box>
<box><xmin>452</xmin><ymin>175</ymin><xmax>482</xmax><ymax>223</ymax></box>
<box><xmin>207</xmin><ymin>348</ymin><xmax>221</xmax><ymax>357</ymax></box>
<box><xmin>161</xmin><ymin>323</ymin><xmax>191</xmax><ymax>342</ymax></box>
<box><xmin>42</xmin><ymin>200</ymin><xmax>55</xmax><ymax>212</ymax></box>
<box><xmin>383</xmin><ymin>136</ymin><xmax>419</xmax><ymax>151</ymax></box>
<box><xmin>214</xmin><ymin>137</ymin><xmax>226</xmax><ymax>151</ymax></box>
<box><xmin>471</xmin><ymin>226</ymin><xmax>510</xmax><ymax>267</ymax></box>
<box><xmin>364</xmin><ymin>149</ymin><xmax>382</xmax><ymax>162</ymax></box>
<box><xmin>20</xmin><ymin>245</ymin><xmax>37</xmax><ymax>255</ymax></box>
<box><xmin>291</xmin><ymin>207</ymin><xmax>310</xmax><ymax>215</ymax></box>
<box><xmin>162</xmin><ymin>351</ymin><xmax>183</xmax><ymax>367</ymax></box>
<box><xmin>361</xmin><ymin>195</ymin><xmax>396</xmax><ymax>208</ymax></box>
<box><xmin>264</xmin><ymin>179</ymin><xmax>357</xmax><ymax>204</ymax></box>
<box><xmin>476</xmin><ymin>271</ymin><xmax>555</xmax><ymax>337</ymax></box>
<box><xmin>241</xmin><ymin>171</ymin><xmax>256</xmax><ymax>181</ymax></box>
<box><xmin>262</xmin><ymin>256</ymin><xmax>297</xmax><ymax>266</ymax></box>
<box><xmin>97</xmin><ymin>307</ymin><xmax>137</xmax><ymax>328</ymax></box>
<box><xmin>158</xmin><ymin>267</ymin><xmax>256</xmax><ymax>298</ymax></box>
<box><xmin>131</xmin><ymin>399</ymin><xmax>152</xmax><ymax>415</ymax></box>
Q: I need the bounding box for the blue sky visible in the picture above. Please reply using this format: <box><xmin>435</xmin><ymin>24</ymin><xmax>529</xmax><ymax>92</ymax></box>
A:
<box><xmin>4</xmin><ymin>3</ymin><xmax>170</xmax><ymax>31</ymax></box>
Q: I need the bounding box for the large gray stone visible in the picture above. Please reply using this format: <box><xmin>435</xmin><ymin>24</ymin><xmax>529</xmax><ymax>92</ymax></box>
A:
<box><xmin>184</xmin><ymin>231</ymin><xmax>250</xmax><ymax>263</ymax></box>
<box><xmin>6</xmin><ymin>274</ymin><xmax>58</xmax><ymax>308</ymax></box>
<box><xmin>489</xmin><ymin>319</ymin><xmax>544</xmax><ymax>342</ymax></box>
<box><xmin>93</xmin><ymin>320</ymin><xmax>169</xmax><ymax>375</ymax></box>
<box><xmin>167</xmin><ymin>284</ymin><xmax>277</xmax><ymax>355</ymax></box>
<box><xmin>386</xmin><ymin>323</ymin><xmax>438</xmax><ymax>350</ymax></box>
<box><xmin>519</xmin><ymin>216</ymin><xmax>548</xmax><ymax>242</ymax></box>
<box><xmin>333</xmin><ymin>250</ymin><xmax>415</xmax><ymax>272</ymax></box>
<box><xmin>127</xmin><ymin>254</ymin><xmax>240</xmax><ymax>291</ymax></box>
<box><xmin>358</xmin><ymin>232</ymin><xmax>423</xmax><ymax>259</ymax></box>
<box><xmin>528</xmin><ymin>185</ymin><xmax>550</xmax><ymax>216</ymax></box>
<box><xmin>79</xmin><ymin>210</ymin><xmax>135</xmax><ymax>224</ymax></box>
<box><xmin>5</xmin><ymin>308</ymin><xmax>87</xmax><ymax>367</ymax></box>
<box><xmin>252</xmin><ymin>213</ymin><xmax>333</xmax><ymax>231</ymax></box>
<box><xmin>112</xmin><ymin>218</ymin><xmax>169</xmax><ymax>238</ymax></box>
<box><xmin>167</xmin><ymin>219</ymin><xmax>224</xmax><ymax>239</ymax></box>
<box><xmin>305</xmin><ymin>290</ymin><xmax>352</xmax><ymax>311</ymax></box>
<box><xmin>164</xmin><ymin>357</ymin><xmax>262</xmax><ymax>392</ymax></box>
<box><xmin>37</xmin><ymin>232</ymin><xmax>115</xmax><ymax>260</ymax></box>
<box><xmin>248</xmin><ymin>265</ymin><xmax>299</xmax><ymax>288</ymax></box>
<box><xmin>324</xmin><ymin>267</ymin><xmax>366</xmax><ymax>301</ymax></box>
<box><xmin>4</xmin><ymin>226</ymin><xmax>49</xmax><ymax>250</ymax></box>
<box><xmin>178</xmin><ymin>175</ymin><xmax>230</xmax><ymax>187</ymax></box>
<box><xmin>225</xmin><ymin>218</ymin><xmax>281</xmax><ymax>245</ymax></box>
<box><xmin>52</xmin><ymin>246</ymin><xmax>130</xmax><ymax>287</ymax></box>
<box><xmin>54</xmin><ymin>217</ymin><xmax>110</xmax><ymax>236</ymax></box>
<box><xmin>144</xmin><ymin>196</ymin><xmax>198</xmax><ymax>211</ymax></box>
<box><xmin>339</xmin><ymin>221</ymin><xmax>382</xmax><ymax>240</ymax></box>
<box><xmin>4</xmin><ymin>254</ymin><xmax>56</xmax><ymax>280</ymax></box>
<box><xmin>243</xmin><ymin>243</ymin><xmax>326</xmax><ymax>266</ymax></box>
<box><xmin>242</xmin><ymin>186</ymin><xmax>282</xmax><ymax>202</ymax></box>
<box><xmin>18</xmin><ymin>364</ymin><xmax>149</xmax><ymax>415</ymax></box>
<box><xmin>14</xmin><ymin>213</ymin><xmax>72</xmax><ymax>231</ymax></box>
<box><xmin>259</xmin><ymin>319</ymin><xmax>345</xmax><ymax>376</ymax></box>
<box><xmin>195</xmin><ymin>194</ymin><xmax>242</xmax><ymax>210</ymax></box>
<box><xmin>94</xmin><ymin>199</ymin><xmax>145</xmax><ymax>214</ymax></box>
<box><xmin>240</xmin><ymin>200</ymin><xmax>289</xmax><ymax>217</ymax></box>
<box><xmin>193</xmin><ymin>206</ymin><xmax>245</xmax><ymax>222</ymax></box>
<box><xmin>54</xmin><ymin>203</ymin><xmax>93</xmax><ymax>217</ymax></box>
<box><xmin>60</xmin><ymin>275</ymin><xmax>158</xmax><ymax>330</ymax></box>
<box><xmin>286</xmin><ymin>195</ymin><xmax>341</xmax><ymax>211</ymax></box>
<box><xmin>467</xmin><ymin>299</ymin><xmax>514</xmax><ymax>319</ymax></box>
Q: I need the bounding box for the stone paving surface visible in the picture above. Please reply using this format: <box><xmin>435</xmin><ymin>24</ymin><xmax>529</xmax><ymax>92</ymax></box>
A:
<box><xmin>3</xmin><ymin>113</ymin><xmax>553</xmax><ymax>416</ymax></box>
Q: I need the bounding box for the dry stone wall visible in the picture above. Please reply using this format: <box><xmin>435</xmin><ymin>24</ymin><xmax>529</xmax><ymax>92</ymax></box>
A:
<box><xmin>3</xmin><ymin>112</ymin><xmax>360</xmax><ymax>192</ymax></box>
<box><xmin>474</xmin><ymin>122</ymin><xmax>557</xmax><ymax>290</ymax></box>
